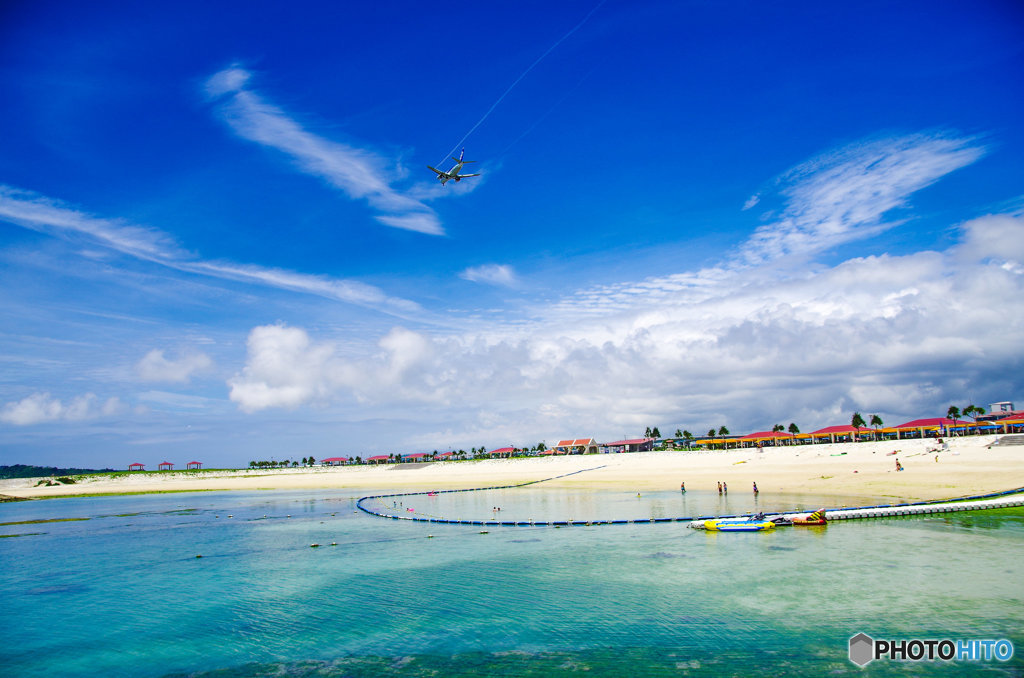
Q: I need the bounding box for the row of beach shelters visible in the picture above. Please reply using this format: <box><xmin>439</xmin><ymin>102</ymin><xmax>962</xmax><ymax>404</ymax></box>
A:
<box><xmin>127</xmin><ymin>461</ymin><xmax>202</xmax><ymax>471</ymax></box>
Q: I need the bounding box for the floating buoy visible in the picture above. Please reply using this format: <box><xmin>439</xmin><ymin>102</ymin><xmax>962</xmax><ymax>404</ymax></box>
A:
<box><xmin>479</xmin><ymin>530</ymin><xmax>489</xmax><ymax>534</ymax></box>
<box><xmin>427</xmin><ymin>535</ymin><xmax>434</xmax><ymax>538</ymax></box>
<box><xmin>195</xmin><ymin>554</ymin><xmax>202</xmax><ymax>558</ymax></box>
<box><xmin>227</xmin><ymin>515</ymin><xmax>233</xmax><ymax>518</ymax></box>
<box><xmin>310</xmin><ymin>543</ymin><xmax>320</xmax><ymax>548</ymax></box>
<box><xmin>330</xmin><ymin>542</ymin><xmax>337</xmax><ymax>546</ymax></box>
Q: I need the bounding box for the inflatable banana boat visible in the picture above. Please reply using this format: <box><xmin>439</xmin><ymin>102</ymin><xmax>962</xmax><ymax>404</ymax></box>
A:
<box><xmin>702</xmin><ymin>518</ymin><xmax>776</xmax><ymax>532</ymax></box>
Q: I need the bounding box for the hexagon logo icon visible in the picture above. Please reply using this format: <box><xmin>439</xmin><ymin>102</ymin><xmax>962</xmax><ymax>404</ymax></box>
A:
<box><xmin>849</xmin><ymin>632</ymin><xmax>875</xmax><ymax>667</ymax></box>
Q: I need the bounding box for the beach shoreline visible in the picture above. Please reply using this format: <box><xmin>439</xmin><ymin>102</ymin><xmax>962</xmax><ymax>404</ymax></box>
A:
<box><xmin>3</xmin><ymin>435</ymin><xmax>1023</xmax><ymax>502</ymax></box>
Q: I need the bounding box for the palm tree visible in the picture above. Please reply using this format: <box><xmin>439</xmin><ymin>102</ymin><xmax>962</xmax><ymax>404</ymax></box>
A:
<box><xmin>964</xmin><ymin>404</ymin><xmax>985</xmax><ymax>422</ymax></box>
<box><xmin>851</xmin><ymin>412</ymin><xmax>866</xmax><ymax>441</ymax></box>
<box><xmin>788</xmin><ymin>422</ymin><xmax>800</xmax><ymax>435</ymax></box>
<box><xmin>869</xmin><ymin>414</ymin><xmax>883</xmax><ymax>440</ymax></box>
<box><xmin>675</xmin><ymin>428</ymin><xmax>682</xmax><ymax>438</ymax></box>
<box><xmin>772</xmin><ymin>424</ymin><xmax>784</xmax><ymax>432</ymax></box>
<box><xmin>947</xmin><ymin>405</ymin><xmax>961</xmax><ymax>436</ymax></box>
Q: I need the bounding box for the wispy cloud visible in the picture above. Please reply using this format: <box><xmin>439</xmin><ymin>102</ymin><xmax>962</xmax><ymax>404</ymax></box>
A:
<box><xmin>741</xmin><ymin>132</ymin><xmax>987</xmax><ymax>263</ymax></box>
<box><xmin>460</xmin><ymin>263</ymin><xmax>519</xmax><ymax>287</ymax></box>
<box><xmin>0</xmin><ymin>185</ymin><xmax>421</xmax><ymax>314</ymax></box>
<box><xmin>205</xmin><ymin>66</ymin><xmax>444</xmax><ymax>236</ymax></box>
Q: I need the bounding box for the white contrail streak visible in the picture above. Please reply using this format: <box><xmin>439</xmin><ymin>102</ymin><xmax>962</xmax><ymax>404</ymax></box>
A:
<box><xmin>437</xmin><ymin>0</ymin><xmax>607</xmax><ymax>165</ymax></box>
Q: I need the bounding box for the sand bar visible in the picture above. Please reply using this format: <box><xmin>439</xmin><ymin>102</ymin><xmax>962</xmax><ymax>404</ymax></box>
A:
<box><xmin>3</xmin><ymin>436</ymin><xmax>1023</xmax><ymax>502</ymax></box>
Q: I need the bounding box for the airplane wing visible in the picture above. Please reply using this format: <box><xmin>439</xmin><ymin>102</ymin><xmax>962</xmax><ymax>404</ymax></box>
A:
<box><xmin>458</xmin><ymin>173</ymin><xmax>481</xmax><ymax>178</ymax></box>
<box><xmin>427</xmin><ymin>166</ymin><xmax>447</xmax><ymax>177</ymax></box>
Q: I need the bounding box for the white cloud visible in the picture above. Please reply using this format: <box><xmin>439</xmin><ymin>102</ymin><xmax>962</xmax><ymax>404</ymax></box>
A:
<box><xmin>460</xmin><ymin>264</ymin><xmax>519</xmax><ymax>287</ymax></box>
<box><xmin>136</xmin><ymin>349</ymin><xmax>213</xmax><ymax>383</ymax></box>
<box><xmin>1</xmin><ymin>392</ymin><xmax>123</xmax><ymax>426</ymax></box>
<box><xmin>742</xmin><ymin>132</ymin><xmax>986</xmax><ymax>263</ymax></box>
<box><xmin>222</xmin><ymin>136</ymin><xmax>1023</xmax><ymax>450</ymax></box>
<box><xmin>0</xmin><ymin>186</ymin><xmax>420</xmax><ymax>315</ymax></box>
<box><xmin>205</xmin><ymin>66</ymin><xmax>443</xmax><ymax>235</ymax></box>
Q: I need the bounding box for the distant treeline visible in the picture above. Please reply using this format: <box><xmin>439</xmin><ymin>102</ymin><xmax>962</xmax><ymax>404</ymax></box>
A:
<box><xmin>0</xmin><ymin>464</ymin><xmax>114</xmax><ymax>480</ymax></box>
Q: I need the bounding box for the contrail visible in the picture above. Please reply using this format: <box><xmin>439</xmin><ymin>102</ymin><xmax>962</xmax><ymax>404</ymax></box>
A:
<box><xmin>438</xmin><ymin>0</ymin><xmax>608</xmax><ymax>165</ymax></box>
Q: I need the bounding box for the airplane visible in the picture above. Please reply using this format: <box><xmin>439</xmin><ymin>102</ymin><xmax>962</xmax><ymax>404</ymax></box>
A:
<box><xmin>427</xmin><ymin>148</ymin><xmax>481</xmax><ymax>185</ymax></box>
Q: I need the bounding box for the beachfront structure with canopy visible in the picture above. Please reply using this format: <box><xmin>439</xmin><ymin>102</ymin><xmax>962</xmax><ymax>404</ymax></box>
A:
<box><xmin>321</xmin><ymin>457</ymin><xmax>349</xmax><ymax>466</ymax></box>
<box><xmin>186</xmin><ymin>461</ymin><xmax>202</xmax><ymax>469</ymax></box>
<box><xmin>804</xmin><ymin>425</ymin><xmax>874</xmax><ymax>444</ymax></box>
<box><xmin>487</xmin><ymin>447</ymin><xmax>516</xmax><ymax>457</ymax></box>
<box><xmin>555</xmin><ymin>438</ymin><xmax>599</xmax><ymax>454</ymax></box>
<box><xmin>158</xmin><ymin>461</ymin><xmax>173</xmax><ymax>470</ymax></box>
<box><xmin>603</xmin><ymin>438</ymin><xmax>656</xmax><ymax>453</ymax></box>
<box><xmin>366</xmin><ymin>455</ymin><xmax>390</xmax><ymax>464</ymax></box>
<box><xmin>738</xmin><ymin>431</ymin><xmax>796</xmax><ymax>447</ymax></box>
<box><xmin>128</xmin><ymin>462</ymin><xmax>144</xmax><ymax>471</ymax></box>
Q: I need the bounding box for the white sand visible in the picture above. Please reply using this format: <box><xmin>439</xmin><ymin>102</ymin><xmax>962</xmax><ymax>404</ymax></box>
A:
<box><xmin>4</xmin><ymin>435</ymin><xmax>1022</xmax><ymax>502</ymax></box>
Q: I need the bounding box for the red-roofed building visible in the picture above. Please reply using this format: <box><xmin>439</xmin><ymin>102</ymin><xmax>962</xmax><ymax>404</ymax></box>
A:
<box><xmin>436</xmin><ymin>451</ymin><xmax>455</xmax><ymax>459</ymax></box>
<box><xmin>555</xmin><ymin>438</ymin><xmax>599</xmax><ymax>454</ymax></box>
<box><xmin>886</xmin><ymin>418</ymin><xmax>959</xmax><ymax>438</ymax></box>
<box><xmin>158</xmin><ymin>461</ymin><xmax>173</xmax><ymax>470</ymax></box>
<box><xmin>367</xmin><ymin>455</ymin><xmax>391</xmax><ymax>464</ymax></box>
<box><xmin>603</xmin><ymin>438</ymin><xmax>655</xmax><ymax>453</ymax></box>
<box><xmin>186</xmin><ymin>461</ymin><xmax>202</xmax><ymax>469</ymax></box>
<box><xmin>539</xmin><ymin>448</ymin><xmax>556</xmax><ymax>455</ymax></box>
<box><xmin>128</xmin><ymin>462</ymin><xmax>144</xmax><ymax>471</ymax></box>
<box><xmin>488</xmin><ymin>447</ymin><xmax>515</xmax><ymax>457</ymax></box>
<box><xmin>403</xmin><ymin>453</ymin><xmax>430</xmax><ymax>461</ymax></box>
<box><xmin>321</xmin><ymin>457</ymin><xmax>349</xmax><ymax>466</ymax></box>
<box><xmin>738</xmin><ymin>431</ymin><xmax>795</xmax><ymax>447</ymax></box>
<box><xmin>807</xmin><ymin>425</ymin><xmax>873</xmax><ymax>443</ymax></box>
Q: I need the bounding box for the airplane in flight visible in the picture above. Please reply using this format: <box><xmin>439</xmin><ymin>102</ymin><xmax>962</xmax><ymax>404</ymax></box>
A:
<box><xmin>428</xmin><ymin>149</ymin><xmax>480</xmax><ymax>185</ymax></box>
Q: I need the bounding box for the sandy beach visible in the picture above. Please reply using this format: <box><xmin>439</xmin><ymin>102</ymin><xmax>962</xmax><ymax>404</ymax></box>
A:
<box><xmin>4</xmin><ymin>435</ymin><xmax>1023</xmax><ymax>502</ymax></box>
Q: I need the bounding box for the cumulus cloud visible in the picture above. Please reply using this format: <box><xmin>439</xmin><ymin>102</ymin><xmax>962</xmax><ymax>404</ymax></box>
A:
<box><xmin>223</xmin><ymin>134</ymin><xmax>1023</xmax><ymax>450</ymax></box>
<box><xmin>0</xmin><ymin>392</ymin><xmax>123</xmax><ymax>426</ymax></box>
<box><xmin>460</xmin><ymin>264</ymin><xmax>519</xmax><ymax>287</ymax></box>
<box><xmin>205</xmin><ymin>65</ymin><xmax>443</xmax><ymax>235</ymax></box>
<box><xmin>136</xmin><ymin>349</ymin><xmax>213</xmax><ymax>383</ymax></box>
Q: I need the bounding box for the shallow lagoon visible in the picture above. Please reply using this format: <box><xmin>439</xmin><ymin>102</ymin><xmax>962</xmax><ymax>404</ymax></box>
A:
<box><xmin>2</xmin><ymin>488</ymin><xmax>1023</xmax><ymax>676</ymax></box>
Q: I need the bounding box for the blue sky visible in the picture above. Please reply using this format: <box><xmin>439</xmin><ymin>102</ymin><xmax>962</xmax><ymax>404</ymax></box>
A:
<box><xmin>2</xmin><ymin>1</ymin><xmax>1023</xmax><ymax>468</ymax></box>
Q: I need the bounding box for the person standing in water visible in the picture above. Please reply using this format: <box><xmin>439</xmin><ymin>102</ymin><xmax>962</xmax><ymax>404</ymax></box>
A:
<box><xmin>753</xmin><ymin>482</ymin><xmax>758</xmax><ymax>494</ymax></box>
<box><xmin>717</xmin><ymin>481</ymin><xmax>722</xmax><ymax>494</ymax></box>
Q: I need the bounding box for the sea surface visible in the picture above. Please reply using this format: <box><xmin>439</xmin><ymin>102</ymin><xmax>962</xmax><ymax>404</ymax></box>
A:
<box><xmin>2</xmin><ymin>484</ymin><xmax>1023</xmax><ymax>677</ymax></box>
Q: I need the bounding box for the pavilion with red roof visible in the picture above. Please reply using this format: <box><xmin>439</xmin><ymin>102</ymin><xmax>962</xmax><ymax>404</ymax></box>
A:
<box><xmin>488</xmin><ymin>447</ymin><xmax>515</xmax><ymax>457</ymax></box>
<box><xmin>555</xmin><ymin>438</ymin><xmax>598</xmax><ymax>454</ymax></box>
<box><xmin>603</xmin><ymin>438</ymin><xmax>655</xmax><ymax>453</ymax></box>
<box><xmin>367</xmin><ymin>455</ymin><xmax>390</xmax><ymax>464</ymax></box>
<box><xmin>321</xmin><ymin>457</ymin><xmax>349</xmax><ymax>466</ymax></box>
<box><xmin>158</xmin><ymin>461</ymin><xmax>173</xmax><ymax>470</ymax></box>
<box><xmin>738</xmin><ymin>431</ymin><xmax>795</xmax><ymax>447</ymax></box>
<box><xmin>186</xmin><ymin>461</ymin><xmax>202</xmax><ymax>469</ymax></box>
<box><xmin>128</xmin><ymin>462</ymin><xmax>144</xmax><ymax>471</ymax></box>
<box><xmin>806</xmin><ymin>425</ymin><xmax>873</xmax><ymax>444</ymax></box>
<box><xmin>403</xmin><ymin>452</ymin><xmax>430</xmax><ymax>462</ymax></box>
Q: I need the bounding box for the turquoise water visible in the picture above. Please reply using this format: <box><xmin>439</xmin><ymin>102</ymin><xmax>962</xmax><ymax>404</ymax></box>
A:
<box><xmin>2</xmin><ymin>487</ymin><xmax>1023</xmax><ymax>677</ymax></box>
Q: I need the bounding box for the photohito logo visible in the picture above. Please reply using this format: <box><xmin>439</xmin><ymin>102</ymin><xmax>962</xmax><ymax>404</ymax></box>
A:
<box><xmin>849</xmin><ymin>633</ymin><xmax>1014</xmax><ymax>667</ymax></box>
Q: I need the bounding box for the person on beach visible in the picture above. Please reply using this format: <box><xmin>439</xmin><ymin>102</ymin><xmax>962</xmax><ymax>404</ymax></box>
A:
<box><xmin>723</xmin><ymin>482</ymin><xmax>728</xmax><ymax>493</ymax></box>
<box><xmin>895</xmin><ymin>459</ymin><xmax>903</xmax><ymax>471</ymax></box>
<box><xmin>717</xmin><ymin>481</ymin><xmax>722</xmax><ymax>494</ymax></box>
<box><xmin>680</xmin><ymin>482</ymin><xmax>686</xmax><ymax>493</ymax></box>
<box><xmin>753</xmin><ymin>482</ymin><xmax>758</xmax><ymax>494</ymax></box>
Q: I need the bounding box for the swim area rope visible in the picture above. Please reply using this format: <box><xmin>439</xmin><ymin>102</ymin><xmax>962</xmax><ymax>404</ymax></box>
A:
<box><xmin>355</xmin><ymin>467</ymin><xmax>1024</xmax><ymax>528</ymax></box>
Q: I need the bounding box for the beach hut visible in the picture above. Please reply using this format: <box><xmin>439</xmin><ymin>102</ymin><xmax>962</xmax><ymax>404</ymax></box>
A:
<box><xmin>158</xmin><ymin>461</ymin><xmax>173</xmax><ymax>470</ymax></box>
<box><xmin>555</xmin><ymin>438</ymin><xmax>599</xmax><ymax>454</ymax></box>
<box><xmin>367</xmin><ymin>455</ymin><xmax>390</xmax><ymax>465</ymax></box>
<box><xmin>739</xmin><ymin>431</ymin><xmax>795</xmax><ymax>447</ymax></box>
<box><xmin>890</xmin><ymin>418</ymin><xmax>959</xmax><ymax>439</ymax></box>
<box><xmin>321</xmin><ymin>457</ymin><xmax>349</xmax><ymax>466</ymax></box>
<box><xmin>403</xmin><ymin>452</ymin><xmax>430</xmax><ymax>462</ymax></box>
<box><xmin>435</xmin><ymin>451</ymin><xmax>455</xmax><ymax>460</ymax></box>
<box><xmin>186</xmin><ymin>461</ymin><xmax>202</xmax><ymax>469</ymax></box>
<box><xmin>128</xmin><ymin>462</ymin><xmax>145</xmax><ymax>471</ymax></box>
<box><xmin>602</xmin><ymin>438</ymin><xmax>656</xmax><ymax>453</ymax></box>
<box><xmin>807</xmin><ymin>425</ymin><xmax>874</xmax><ymax>444</ymax></box>
<box><xmin>488</xmin><ymin>447</ymin><xmax>515</xmax><ymax>458</ymax></box>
